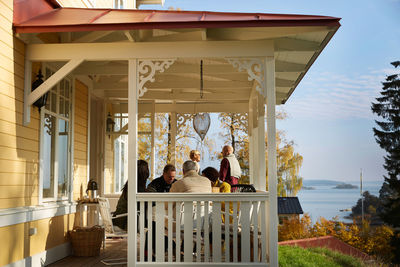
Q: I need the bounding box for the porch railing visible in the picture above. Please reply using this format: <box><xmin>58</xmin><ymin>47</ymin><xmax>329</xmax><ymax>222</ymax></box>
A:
<box><xmin>136</xmin><ymin>192</ymin><xmax>269</xmax><ymax>266</ymax></box>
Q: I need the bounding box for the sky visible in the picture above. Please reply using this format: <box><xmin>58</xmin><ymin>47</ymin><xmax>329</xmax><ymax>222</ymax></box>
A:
<box><xmin>145</xmin><ymin>0</ymin><xmax>400</xmax><ymax>182</ymax></box>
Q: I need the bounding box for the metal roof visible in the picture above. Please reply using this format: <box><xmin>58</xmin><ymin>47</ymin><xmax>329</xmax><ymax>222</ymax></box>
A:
<box><xmin>278</xmin><ymin>197</ymin><xmax>304</xmax><ymax>215</ymax></box>
<box><xmin>14</xmin><ymin>0</ymin><xmax>341</xmax><ymax>105</ymax></box>
<box><xmin>14</xmin><ymin>7</ymin><xmax>340</xmax><ymax>33</ymax></box>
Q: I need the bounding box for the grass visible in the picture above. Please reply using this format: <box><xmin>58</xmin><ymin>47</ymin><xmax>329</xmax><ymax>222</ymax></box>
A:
<box><xmin>279</xmin><ymin>245</ymin><xmax>366</xmax><ymax>267</ymax></box>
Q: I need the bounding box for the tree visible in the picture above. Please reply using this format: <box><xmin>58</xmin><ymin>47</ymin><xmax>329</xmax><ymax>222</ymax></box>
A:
<box><xmin>218</xmin><ymin>112</ymin><xmax>303</xmax><ymax>196</ymax></box>
<box><xmin>350</xmin><ymin>191</ymin><xmax>382</xmax><ymax>223</ymax></box>
<box><xmin>138</xmin><ymin>113</ymin><xmax>215</xmax><ymax>177</ymax></box>
<box><xmin>371</xmin><ymin>60</ymin><xmax>400</xmax><ymax>263</ymax></box>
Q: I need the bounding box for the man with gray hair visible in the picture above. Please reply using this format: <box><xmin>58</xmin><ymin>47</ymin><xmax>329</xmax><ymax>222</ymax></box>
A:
<box><xmin>219</xmin><ymin>145</ymin><xmax>241</xmax><ymax>185</ymax></box>
<box><xmin>170</xmin><ymin>161</ymin><xmax>211</xmax><ymax>193</ymax></box>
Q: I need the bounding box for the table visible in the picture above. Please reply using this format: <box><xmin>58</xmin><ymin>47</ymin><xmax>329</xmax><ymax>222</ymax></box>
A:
<box><xmin>77</xmin><ymin>202</ymin><xmax>100</xmax><ymax>227</ymax></box>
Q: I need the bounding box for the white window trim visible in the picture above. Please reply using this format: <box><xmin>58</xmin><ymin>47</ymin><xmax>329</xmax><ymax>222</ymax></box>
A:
<box><xmin>0</xmin><ymin>202</ymin><xmax>77</xmax><ymax>228</ymax></box>
<box><xmin>39</xmin><ymin>65</ymin><xmax>74</xmax><ymax>204</ymax></box>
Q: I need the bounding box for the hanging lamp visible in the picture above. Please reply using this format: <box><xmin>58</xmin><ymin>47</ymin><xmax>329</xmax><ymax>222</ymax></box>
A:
<box><xmin>193</xmin><ymin>60</ymin><xmax>211</xmax><ymax>141</ymax></box>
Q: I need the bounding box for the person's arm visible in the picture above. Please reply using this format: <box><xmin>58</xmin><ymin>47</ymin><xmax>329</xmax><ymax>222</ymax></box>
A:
<box><xmin>220</xmin><ymin>182</ymin><xmax>231</xmax><ymax>193</ymax></box>
<box><xmin>219</xmin><ymin>158</ymin><xmax>229</xmax><ymax>182</ymax></box>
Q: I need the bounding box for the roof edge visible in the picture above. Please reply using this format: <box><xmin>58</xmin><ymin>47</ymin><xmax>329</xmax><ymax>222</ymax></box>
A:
<box><xmin>13</xmin><ymin>0</ymin><xmax>60</xmax><ymax>25</ymax></box>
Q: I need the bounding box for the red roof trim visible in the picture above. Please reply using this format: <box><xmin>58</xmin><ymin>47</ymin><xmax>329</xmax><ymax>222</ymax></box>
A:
<box><xmin>13</xmin><ymin>7</ymin><xmax>341</xmax><ymax>34</ymax></box>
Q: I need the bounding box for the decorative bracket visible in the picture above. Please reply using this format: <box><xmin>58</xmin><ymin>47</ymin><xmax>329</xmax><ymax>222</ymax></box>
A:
<box><xmin>138</xmin><ymin>59</ymin><xmax>176</xmax><ymax>97</ymax></box>
<box><xmin>226</xmin><ymin>58</ymin><xmax>265</xmax><ymax>96</ymax></box>
<box><xmin>177</xmin><ymin>113</ymin><xmax>193</xmax><ymax>134</ymax></box>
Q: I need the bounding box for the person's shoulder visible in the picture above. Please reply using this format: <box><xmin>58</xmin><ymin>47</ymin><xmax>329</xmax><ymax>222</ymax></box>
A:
<box><xmin>220</xmin><ymin>182</ymin><xmax>231</xmax><ymax>192</ymax></box>
<box><xmin>149</xmin><ymin>177</ymin><xmax>162</xmax><ymax>184</ymax></box>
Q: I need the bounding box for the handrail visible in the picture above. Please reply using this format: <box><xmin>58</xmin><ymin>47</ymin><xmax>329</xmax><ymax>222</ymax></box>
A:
<box><xmin>136</xmin><ymin>192</ymin><xmax>269</xmax><ymax>202</ymax></box>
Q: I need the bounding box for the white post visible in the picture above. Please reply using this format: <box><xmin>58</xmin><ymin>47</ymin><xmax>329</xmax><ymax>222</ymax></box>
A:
<box><xmin>257</xmin><ymin>93</ymin><xmax>266</xmax><ymax>192</ymax></box>
<box><xmin>127</xmin><ymin>59</ymin><xmax>138</xmax><ymax>267</ymax></box>
<box><xmin>151</xmin><ymin>100</ymin><xmax>156</xmax><ymax>179</ymax></box>
<box><xmin>23</xmin><ymin>57</ymin><xmax>32</xmax><ymax>126</ymax></box>
<box><xmin>248</xmin><ymin>96</ymin><xmax>254</xmax><ymax>185</ymax></box>
<box><xmin>252</xmin><ymin>100</ymin><xmax>259</xmax><ymax>189</ymax></box>
<box><xmin>170</xmin><ymin>110</ymin><xmax>177</xmax><ymax>165</ymax></box>
<box><xmin>266</xmin><ymin>56</ymin><xmax>278</xmax><ymax>267</ymax></box>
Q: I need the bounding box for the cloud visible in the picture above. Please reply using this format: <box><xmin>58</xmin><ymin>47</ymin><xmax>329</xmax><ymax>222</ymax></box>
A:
<box><xmin>283</xmin><ymin>69</ymin><xmax>392</xmax><ymax>120</ymax></box>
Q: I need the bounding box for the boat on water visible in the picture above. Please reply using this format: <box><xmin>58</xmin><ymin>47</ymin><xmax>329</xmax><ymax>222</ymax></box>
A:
<box><xmin>339</xmin><ymin>208</ymin><xmax>352</xmax><ymax>212</ymax></box>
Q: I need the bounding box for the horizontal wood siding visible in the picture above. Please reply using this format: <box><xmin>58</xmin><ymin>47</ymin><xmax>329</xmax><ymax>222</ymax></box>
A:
<box><xmin>0</xmin><ymin>214</ymin><xmax>75</xmax><ymax>266</ymax></box>
<box><xmin>73</xmin><ymin>79</ymin><xmax>88</xmax><ymax>201</ymax></box>
<box><xmin>0</xmin><ymin>0</ymin><xmax>40</xmax><ymax>209</ymax></box>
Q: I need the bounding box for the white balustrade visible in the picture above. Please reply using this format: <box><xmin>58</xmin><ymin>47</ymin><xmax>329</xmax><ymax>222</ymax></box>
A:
<box><xmin>136</xmin><ymin>192</ymin><xmax>269</xmax><ymax>266</ymax></box>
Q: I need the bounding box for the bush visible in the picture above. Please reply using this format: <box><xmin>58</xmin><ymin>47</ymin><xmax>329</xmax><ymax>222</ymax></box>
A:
<box><xmin>278</xmin><ymin>214</ymin><xmax>394</xmax><ymax>262</ymax></box>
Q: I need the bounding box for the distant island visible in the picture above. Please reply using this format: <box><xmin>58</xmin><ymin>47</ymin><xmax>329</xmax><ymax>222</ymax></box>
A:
<box><xmin>302</xmin><ymin>186</ymin><xmax>316</xmax><ymax>190</ymax></box>
<box><xmin>333</xmin><ymin>183</ymin><xmax>358</xmax><ymax>189</ymax></box>
<box><xmin>302</xmin><ymin>179</ymin><xmax>342</xmax><ymax>187</ymax></box>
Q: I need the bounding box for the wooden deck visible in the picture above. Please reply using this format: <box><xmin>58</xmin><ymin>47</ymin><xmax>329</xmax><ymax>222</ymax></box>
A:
<box><xmin>49</xmin><ymin>238</ymin><xmax>127</xmax><ymax>267</ymax></box>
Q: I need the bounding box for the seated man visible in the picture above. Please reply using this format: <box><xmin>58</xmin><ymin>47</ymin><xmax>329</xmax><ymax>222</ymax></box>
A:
<box><xmin>147</xmin><ymin>164</ymin><xmax>177</xmax><ymax>192</ymax></box>
<box><xmin>170</xmin><ymin>161</ymin><xmax>211</xmax><ymax>193</ymax></box>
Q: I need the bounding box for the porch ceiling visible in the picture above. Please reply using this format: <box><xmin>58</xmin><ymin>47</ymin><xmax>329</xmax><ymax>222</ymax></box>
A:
<box><xmin>16</xmin><ymin>8</ymin><xmax>340</xmax><ymax>105</ymax></box>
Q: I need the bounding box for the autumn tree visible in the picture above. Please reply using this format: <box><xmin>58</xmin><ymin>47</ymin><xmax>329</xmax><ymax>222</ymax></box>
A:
<box><xmin>371</xmin><ymin>61</ymin><xmax>400</xmax><ymax>263</ymax></box>
<box><xmin>218</xmin><ymin>112</ymin><xmax>303</xmax><ymax>196</ymax></box>
<box><xmin>279</xmin><ymin>214</ymin><xmax>395</xmax><ymax>262</ymax></box>
<box><xmin>138</xmin><ymin>113</ymin><xmax>215</xmax><ymax>177</ymax></box>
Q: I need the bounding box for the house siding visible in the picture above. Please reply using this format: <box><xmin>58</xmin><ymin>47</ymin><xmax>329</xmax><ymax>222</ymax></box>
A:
<box><xmin>0</xmin><ymin>0</ymin><xmax>40</xmax><ymax>209</ymax></box>
<box><xmin>0</xmin><ymin>214</ymin><xmax>75</xmax><ymax>266</ymax></box>
<box><xmin>0</xmin><ymin>1</ymin><xmax>91</xmax><ymax>265</ymax></box>
<box><xmin>73</xmin><ymin>79</ymin><xmax>88</xmax><ymax>200</ymax></box>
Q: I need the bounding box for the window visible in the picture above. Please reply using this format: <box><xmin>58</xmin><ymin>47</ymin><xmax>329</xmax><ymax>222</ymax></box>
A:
<box><xmin>113</xmin><ymin>113</ymin><xmax>128</xmax><ymax>192</ymax></box>
<box><xmin>40</xmin><ymin>66</ymin><xmax>73</xmax><ymax>202</ymax></box>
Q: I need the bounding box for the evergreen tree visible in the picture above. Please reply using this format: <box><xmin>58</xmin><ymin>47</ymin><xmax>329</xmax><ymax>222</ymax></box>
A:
<box><xmin>371</xmin><ymin>61</ymin><xmax>400</xmax><ymax>263</ymax></box>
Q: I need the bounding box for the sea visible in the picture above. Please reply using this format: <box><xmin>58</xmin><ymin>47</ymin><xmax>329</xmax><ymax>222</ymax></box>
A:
<box><xmin>297</xmin><ymin>180</ymin><xmax>383</xmax><ymax>223</ymax></box>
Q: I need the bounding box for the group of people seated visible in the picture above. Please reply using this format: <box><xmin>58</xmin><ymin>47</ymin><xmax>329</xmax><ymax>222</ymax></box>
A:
<box><xmin>112</xmin><ymin>145</ymin><xmax>241</xmax><ymax>231</ymax></box>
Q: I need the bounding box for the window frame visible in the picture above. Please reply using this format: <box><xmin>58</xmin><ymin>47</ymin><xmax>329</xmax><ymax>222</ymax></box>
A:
<box><xmin>38</xmin><ymin>65</ymin><xmax>74</xmax><ymax>204</ymax></box>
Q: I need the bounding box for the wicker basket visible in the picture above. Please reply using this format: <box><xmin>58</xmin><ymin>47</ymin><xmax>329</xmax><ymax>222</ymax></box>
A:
<box><xmin>69</xmin><ymin>225</ymin><xmax>104</xmax><ymax>256</ymax></box>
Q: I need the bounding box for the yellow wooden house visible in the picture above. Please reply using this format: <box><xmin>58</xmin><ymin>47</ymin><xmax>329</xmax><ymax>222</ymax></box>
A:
<box><xmin>0</xmin><ymin>0</ymin><xmax>340</xmax><ymax>266</ymax></box>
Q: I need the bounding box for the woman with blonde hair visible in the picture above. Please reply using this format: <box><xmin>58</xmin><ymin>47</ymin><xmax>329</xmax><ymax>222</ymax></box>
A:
<box><xmin>190</xmin><ymin>149</ymin><xmax>201</xmax><ymax>173</ymax></box>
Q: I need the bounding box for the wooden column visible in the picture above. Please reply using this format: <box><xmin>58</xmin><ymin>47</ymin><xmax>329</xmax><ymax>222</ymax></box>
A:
<box><xmin>257</xmin><ymin>92</ymin><xmax>266</xmax><ymax>191</ymax></box>
<box><xmin>170</xmin><ymin>107</ymin><xmax>177</xmax><ymax>165</ymax></box>
<box><xmin>248</xmin><ymin>95</ymin><xmax>254</xmax><ymax>185</ymax></box>
<box><xmin>151</xmin><ymin>100</ymin><xmax>156</xmax><ymax>179</ymax></box>
<box><xmin>266</xmin><ymin>56</ymin><xmax>278</xmax><ymax>267</ymax></box>
<box><xmin>127</xmin><ymin>59</ymin><xmax>138</xmax><ymax>267</ymax></box>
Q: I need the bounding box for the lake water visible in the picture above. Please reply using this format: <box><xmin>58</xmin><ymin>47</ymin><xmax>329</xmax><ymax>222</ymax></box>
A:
<box><xmin>297</xmin><ymin>180</ymin><xmax>383</xmax><ymax>223</ymax></box>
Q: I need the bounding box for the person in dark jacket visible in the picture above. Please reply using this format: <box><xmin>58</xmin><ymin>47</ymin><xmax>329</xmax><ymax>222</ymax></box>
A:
<box><xmin>113</xmin><ymin>160</ymin><xmax>149</xmax><ymax>231</ymax></box>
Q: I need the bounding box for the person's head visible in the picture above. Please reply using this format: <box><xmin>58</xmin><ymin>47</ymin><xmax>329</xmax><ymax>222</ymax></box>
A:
<box><xmin>182</xmin><ymin>160</ymin><xmax>197</xmax><ymax>175</ymax></box>
<box><xmin>222</xmin><ymin>145</ymin><xmax>234</xmax><ymax>157</ymax></box>
<box><xmin>162</xmin><ymin>164</ymin><xmax>176</xmax><ymax>184</ymax></box>
<box><xmin>137</xmin><ymin>160</ymin><xmax>149</xmax><ymax>192</ymax></box>
<box><xmin>190</xmin><ymin>150</ymin><xmax>201</xmax><ymax>162</ymax></box>
<box><xmin>202</xmin><ymin>167</ymin><xmax>219</xmax><ymax>183</ymax></box>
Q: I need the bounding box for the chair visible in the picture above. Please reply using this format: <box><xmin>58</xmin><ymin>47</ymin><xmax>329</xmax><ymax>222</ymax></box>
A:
<box><xmin>231</xmin><ymin>184</ymin><xmax>256</xmax><ymax>192</ymax></box>
<box><xmin>97</xmin><ymin>197</ymin><xmax>128</xmax><ymax>266</ymax></box>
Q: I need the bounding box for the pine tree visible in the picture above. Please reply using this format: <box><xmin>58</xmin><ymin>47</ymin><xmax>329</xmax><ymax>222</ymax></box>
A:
<box><xmin>371</xmin><ymin>61</ymin><xmax>400</xmax><ymax>263</ymax></box>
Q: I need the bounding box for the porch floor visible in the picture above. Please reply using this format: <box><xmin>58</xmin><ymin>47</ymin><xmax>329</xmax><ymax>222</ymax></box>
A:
<box><xmin>49</xmin><ymin>238</ymin><xmax>128</xmax><ymax>267</ymax></box>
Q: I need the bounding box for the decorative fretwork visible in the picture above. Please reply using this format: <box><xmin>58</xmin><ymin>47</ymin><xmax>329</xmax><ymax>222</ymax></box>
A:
<box><xmin>138</xmin><ymin>59</ymin><xmax>176</xmax><ymax>97</ymax></box>
<box><xmin>44</xmin><ymin>114</ymin><xmax>54</xmax><ymax>136</ymax></box>
<box><xmin>177</xmin><ymin>113</ymin><xmax>193</xmax><ymax>134</ymax></box>
<box><xmin>226</xmin><ymin>58</ymin><xmax>265</xmax><ymax>96</ymax></box>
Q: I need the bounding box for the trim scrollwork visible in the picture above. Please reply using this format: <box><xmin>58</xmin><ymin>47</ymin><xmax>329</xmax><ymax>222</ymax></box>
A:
<box><xmin>138</xmin><ymin>59</ymin><xmax>176</xmax><ymax>97</ymax></box>
<box><xmin>226</xmin><ymin>58</ymin><xmax>265</xmax><ymax>96</ymax></box>
<box><xmin>177</xmin><ymin>113</ymin><xmax>193</xmax><ymax>134</ymax></box>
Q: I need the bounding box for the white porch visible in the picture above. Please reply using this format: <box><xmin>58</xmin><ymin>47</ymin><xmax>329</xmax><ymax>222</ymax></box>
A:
<box><xmin>17</xmin><ymin>7</ymin><xmax>340</xmax><ymax>267</ymax></box>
